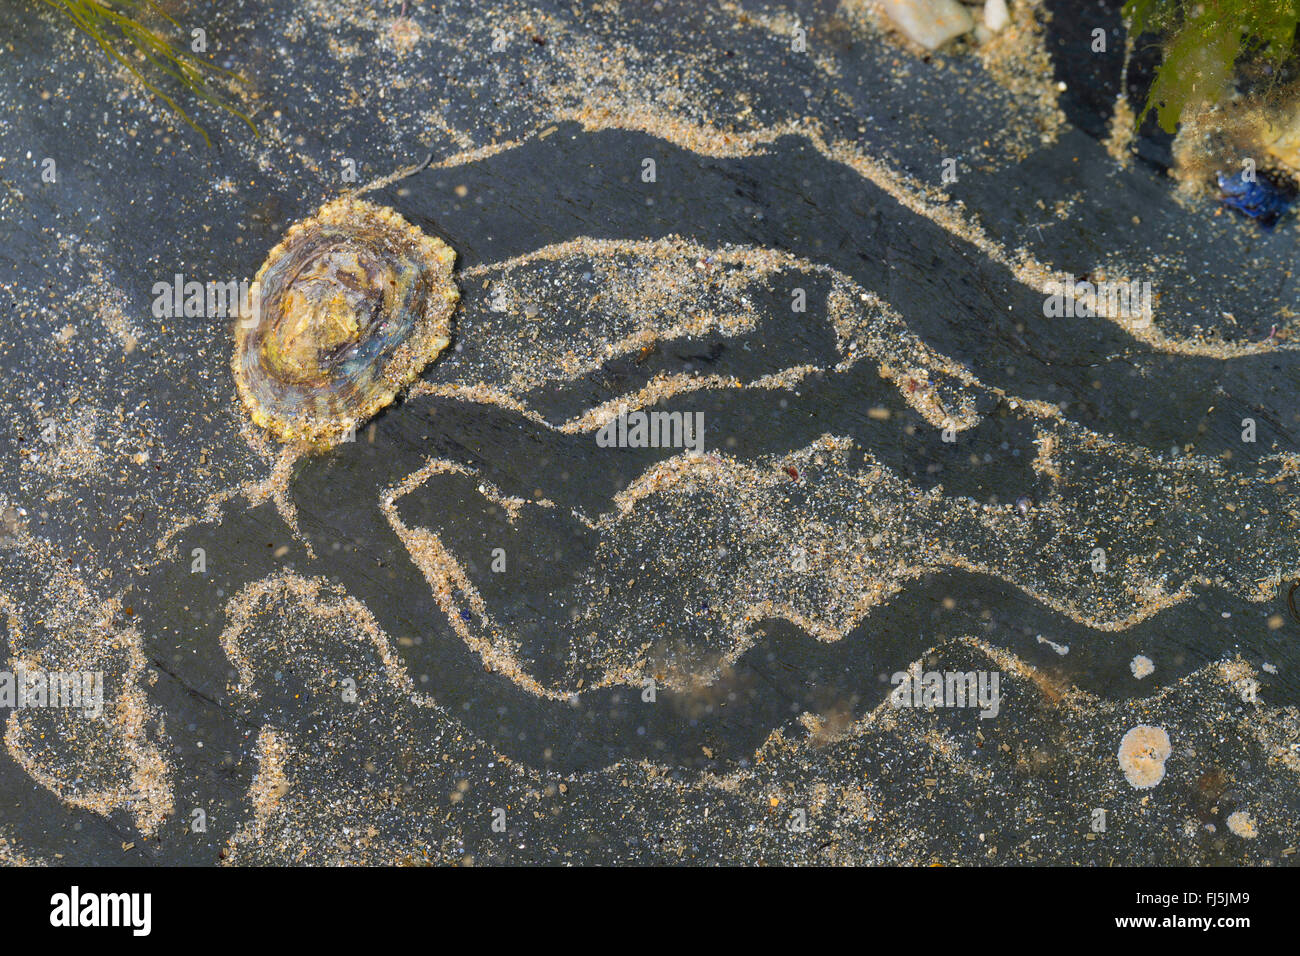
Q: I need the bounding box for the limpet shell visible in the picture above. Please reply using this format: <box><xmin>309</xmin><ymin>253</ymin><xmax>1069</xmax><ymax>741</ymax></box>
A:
<box><xmin>233</xmin><ymin>197</ymin><xmax>458</xmax><ymax>448</ymax></box>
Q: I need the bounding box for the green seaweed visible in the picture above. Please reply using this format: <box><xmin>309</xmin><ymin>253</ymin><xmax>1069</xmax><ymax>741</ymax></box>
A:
<box><xmin>38</xmin><ymin>0</ymin><xmax>257</xmax><ymax>145</ymax></box>
<box><xmin>1125</xmin><ymin>0</ymin><xmax>1300</xmax><ymax>132</ymax></box>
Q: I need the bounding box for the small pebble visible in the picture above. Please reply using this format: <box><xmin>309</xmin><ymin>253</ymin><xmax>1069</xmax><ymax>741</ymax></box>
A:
<box><xmin>878</xmin><ymin>0</ymin><xmax>974</xmax><ymax>51</ymax></box>
<box><xmin>984</xmin><ymin>0</ymin><xmax>1009</xmax><ymax>32</ymax></box>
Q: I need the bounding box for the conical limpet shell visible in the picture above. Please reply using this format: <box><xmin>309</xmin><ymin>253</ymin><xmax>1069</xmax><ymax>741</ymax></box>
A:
<box><xmin>233</xmin><ymin>197</ymin><xmax>458</xmax><ymax>448</ymax></box>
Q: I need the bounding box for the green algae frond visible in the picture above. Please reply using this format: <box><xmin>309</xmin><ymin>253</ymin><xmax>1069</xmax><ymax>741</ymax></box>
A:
<box><xmin>1125</xmin><ymin>0</ymin><xmax>1300</xmax><ymax>133</ymax></box>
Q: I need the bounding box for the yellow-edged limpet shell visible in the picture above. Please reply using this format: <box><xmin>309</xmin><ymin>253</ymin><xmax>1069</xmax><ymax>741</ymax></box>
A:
<box><xmin>233</xmin><ymin>197</ymin><xmax>458</xmax><ymax>449</ymax></box>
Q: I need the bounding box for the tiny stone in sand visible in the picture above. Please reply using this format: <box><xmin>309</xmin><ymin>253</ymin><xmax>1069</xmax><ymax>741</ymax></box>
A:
<box><xmin>878</xmin><ymin>0</ymin><xmax>974</xmax><ymax>51</ymax></box>
<box><xmin>984</xmin><ymin>0</ymin><xmax>1010</xmax><ymax>32</ymax></box>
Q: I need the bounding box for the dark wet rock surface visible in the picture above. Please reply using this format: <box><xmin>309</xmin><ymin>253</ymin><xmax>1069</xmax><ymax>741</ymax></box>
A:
<box><xmin>0</xmin><ymin>0</ymin><xmax>1297</xmax><ymax>864</ymax></box>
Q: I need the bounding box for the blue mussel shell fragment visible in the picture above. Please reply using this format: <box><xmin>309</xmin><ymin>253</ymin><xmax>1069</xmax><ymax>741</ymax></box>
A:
<box><xmin>1216</xmin><ymin>170</ymin><xmax>1293</xmax><ymax>228</ymax></box>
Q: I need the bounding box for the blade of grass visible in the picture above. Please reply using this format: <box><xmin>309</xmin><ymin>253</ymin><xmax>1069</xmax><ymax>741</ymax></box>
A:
<box><xmin>37</xmin><ymin>0</ymin><xmax>257</xmax><ymax>145</ymax></box>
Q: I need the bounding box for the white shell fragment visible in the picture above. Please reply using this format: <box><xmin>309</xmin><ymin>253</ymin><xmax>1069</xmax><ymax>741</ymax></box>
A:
<box><xmin>878</xmin><ymin>0</ymin><xmax>974</xmax><ymax>51</ymax></box>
